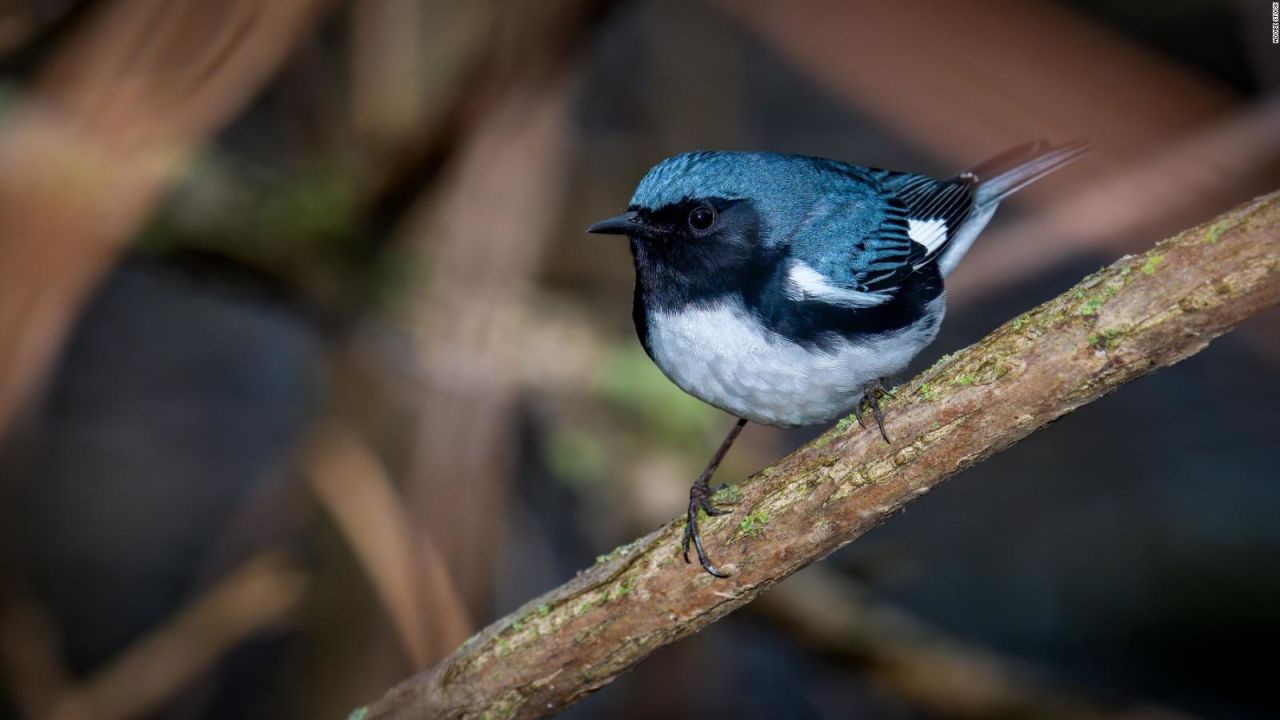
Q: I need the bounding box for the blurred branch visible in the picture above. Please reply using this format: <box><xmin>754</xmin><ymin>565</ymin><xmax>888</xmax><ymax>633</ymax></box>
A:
<box><xmin>385</xmin><ymin>0</ymin><xmax>604</xmax><ymax>660</ymax></box>
<box><xmin>362</xmin><ymin>192</ymin><xmax>1280</xmax><ymax>719</ymax></box>
<box><xmin>0</xmin><ymin>2</ymin><xmax>76</xmax><ymax>63</ymax></box>
<box><xmin>307</xmin><ymin>420</ymin><xmax>449</xmax><ymax>670</ymax></box>
<box><xmin>0</xmin><ymin>0</ymin><xmax>329</xmax><ymax>439</ymax></box>
<box><xmin>45</xmin><ymin>552</ymin><xmax>306</xmax><ymax>720</ymax></box>
<box><xmin>0</xmin><ymin>596</ymin><xmax>74</xmax><ymax>718</ymax></box>
<box><xmin>305</xmin><ymin>419</ymin><xmax>495</xmax><ymax>673</ymax></box>
<box><xmin>714</xmin><ymin>0</ymin><xmax>1234</xmax><ymax>173</ymax></box>
<box><xmin>350</xmin><ymin>0</ymin><xmax>427</xmax><ymax>159</ymax></box>
<box><xmin>397</xmin><ymin>70</ymin><xmax>574</xmax><ymax>657</ymax></box>
<box><xmin>355</xmin><ymin>0</ymin><xmax>605</xmax><ymax>245</ymax></box>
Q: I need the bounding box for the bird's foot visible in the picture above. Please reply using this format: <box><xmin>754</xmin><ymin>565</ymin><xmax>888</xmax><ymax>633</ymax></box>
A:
<box><xmin>852</xmin><ymin>379</ymin><xmax>892</xmax><ymax>443</ymax></box>
<box><xmin>682</xmin><ymin>480</ymin><xmax>731</xmax><ymax>578</ymax></box>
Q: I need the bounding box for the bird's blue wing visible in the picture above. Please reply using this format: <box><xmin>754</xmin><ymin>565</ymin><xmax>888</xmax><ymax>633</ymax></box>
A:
<box><xmin>783</xmin><ymin>146</ymin><xmax>1077</xmax><ymax>307</ymax></box>
<box><xmin>782</xmin><ymin>166</ymin><xmax>929</xmax><ymax>308</ymax></box>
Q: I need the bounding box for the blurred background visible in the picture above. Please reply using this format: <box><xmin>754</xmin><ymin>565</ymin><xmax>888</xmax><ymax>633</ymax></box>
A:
<box><xmin>0</xmin><ymin>1</ymin><xmax>1277</xmax><ymax>718</ymax></box>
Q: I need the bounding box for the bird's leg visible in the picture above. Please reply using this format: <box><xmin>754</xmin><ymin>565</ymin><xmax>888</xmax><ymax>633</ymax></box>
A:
<box><xmin>857</xmin><ymin>379</ymin><xmax>892</xmax><ymax>444</ymax></box>
<box><xmin>682</xmin><ymin>417</ymin><xmax>748</xmax><ymax>578</ymax></box>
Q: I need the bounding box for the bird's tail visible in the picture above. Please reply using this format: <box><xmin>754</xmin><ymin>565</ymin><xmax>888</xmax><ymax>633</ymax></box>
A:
<box><xmin>932</xmin><ymin>140</ymin><xmax>1089</xmax><ymax>277</ymax></box>
<box><xmin>970</xmin><ymin>140</ymin><xmax>1090</xmax><ymax>207</ymax></box>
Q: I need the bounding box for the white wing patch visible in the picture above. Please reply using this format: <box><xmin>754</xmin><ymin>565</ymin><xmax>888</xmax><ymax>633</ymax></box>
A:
<box><xmin>908</xmin><ymin>217</ymin><xmax>948</xmax><ymax>254</ymax></box>
<box><xmin>785</xmin><ymin>261</ymin><xmax>890</xmax><ymax>309</ymax></box>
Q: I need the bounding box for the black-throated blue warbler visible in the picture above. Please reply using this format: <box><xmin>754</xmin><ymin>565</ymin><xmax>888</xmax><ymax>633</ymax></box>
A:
<box><xmin>588</xmin><ymin>141</ymin><xmax>1087</xmax><ymax>577</ymax></box>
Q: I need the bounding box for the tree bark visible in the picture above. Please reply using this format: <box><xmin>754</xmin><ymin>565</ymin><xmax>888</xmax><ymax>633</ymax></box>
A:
<box><xmin>363</xmin><ymin>191</ymin><xmax>1280</xmax><ymax>719</ymax></box>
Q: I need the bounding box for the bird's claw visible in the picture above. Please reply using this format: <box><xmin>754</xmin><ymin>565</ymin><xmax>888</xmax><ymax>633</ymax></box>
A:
<box><xmin>682</xmin><ymin>482</ymin><xmax>731</xmax><ymax>578</ymax></box>
<box><xmin>858</xmin><ymin>380</ymin><xmax>892</xmax><ymax>444</ymax></box>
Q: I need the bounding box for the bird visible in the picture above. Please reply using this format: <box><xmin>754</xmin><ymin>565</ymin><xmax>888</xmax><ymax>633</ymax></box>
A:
<box><xmin>587</xmin><ymin>140</ymin><xmax>1088</xmax><ymax>577</ymax></box>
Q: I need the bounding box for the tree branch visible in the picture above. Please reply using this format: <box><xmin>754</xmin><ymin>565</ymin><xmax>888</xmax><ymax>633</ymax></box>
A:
<box><xmin>363</xmin><ymin>191</ymin><xmax>1280</xmax><ymax>719</ymax></box>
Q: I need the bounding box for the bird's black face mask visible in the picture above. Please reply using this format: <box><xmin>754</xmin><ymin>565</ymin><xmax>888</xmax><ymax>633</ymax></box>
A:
<box><xmin>589</xmin><ymin>198</ymin><xmax>773</xmax><ymax>309</ymax></box>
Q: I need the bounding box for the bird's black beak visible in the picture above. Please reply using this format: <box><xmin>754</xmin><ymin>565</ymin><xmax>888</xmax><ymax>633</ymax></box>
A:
<box><xmin>586</xmin><ymin>210</ymin><xmax>650</xmax><ymax>238</ymax></box>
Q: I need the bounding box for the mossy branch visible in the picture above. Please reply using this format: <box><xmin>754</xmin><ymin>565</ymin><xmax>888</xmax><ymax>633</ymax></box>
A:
<box><xmin>362</xmin><ymin>192</ymin><xmax>1280</xmax><ymax>720</ymax></box>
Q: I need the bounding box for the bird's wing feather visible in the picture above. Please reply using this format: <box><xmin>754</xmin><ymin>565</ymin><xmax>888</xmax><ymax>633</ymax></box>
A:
<box><xmin>868</xmin><ymin>170</ymin><xmax>979</xmax><ymax>270</ymax></box>
<box><xmin>781</xmin><ymin>172</ymin><xmax>924</xmax><ymax>308</ymax></box>
<box><xmin>784</xmin><ymin>160</ymin><xmax>975</xmax><ymax>307</ymax></box>
<box><xmin>787</xmin><ymin>143</ymin><xmax>1086</xmax><ymax>304</ymax></box>
<box><xmin>778</xmin><ymin>158</ymin><xmax>952</xmax><ymax>303</ymax></box>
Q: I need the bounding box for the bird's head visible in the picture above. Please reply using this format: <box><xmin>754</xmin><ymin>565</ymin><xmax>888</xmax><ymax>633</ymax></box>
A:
<box><xmin>587</xmin><ymin>152</ymin><xmax>816</xmax><ymax>291</ymax></box>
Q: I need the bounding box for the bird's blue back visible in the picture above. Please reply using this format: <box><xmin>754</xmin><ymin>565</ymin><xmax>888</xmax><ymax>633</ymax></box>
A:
<box><xmin>630</xmin><ymin>151</ymin><xmax>920</xmax><ymax>292</ymax></box>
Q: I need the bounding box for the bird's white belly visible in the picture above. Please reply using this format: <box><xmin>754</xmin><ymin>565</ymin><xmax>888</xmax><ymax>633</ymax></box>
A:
<box><xmin>647</xmin><ymin>300</ymin><xmax>943</xmax><ymax>427</ymax></box>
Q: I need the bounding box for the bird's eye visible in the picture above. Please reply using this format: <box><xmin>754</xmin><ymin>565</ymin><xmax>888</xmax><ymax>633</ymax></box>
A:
<box><xmin>687</xmin><ymin>205</ymin><xmax>716</xmax><ymax>233</ymax></box>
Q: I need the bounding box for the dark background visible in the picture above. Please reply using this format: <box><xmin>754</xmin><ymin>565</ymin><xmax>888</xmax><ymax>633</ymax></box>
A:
<box><xmin>0</xmin><ymin>1</ymin><xmax>1277</xmax><ymax>719</ymax></box>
